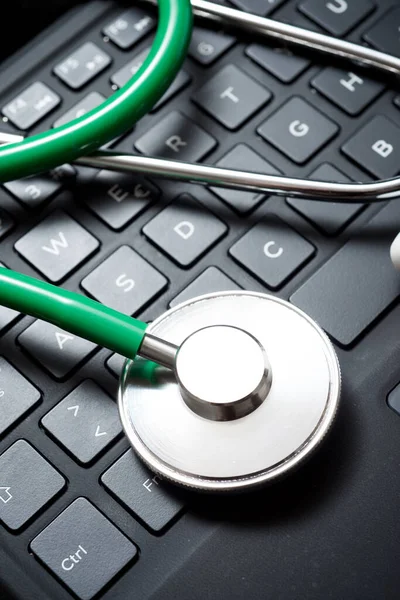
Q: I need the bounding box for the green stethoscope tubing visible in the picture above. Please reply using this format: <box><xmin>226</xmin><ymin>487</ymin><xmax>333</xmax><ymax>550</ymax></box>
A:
<box><xmin>0</xmin><ymin>0</ymin><xmax>193</xmax><ymax>359</ymax></box>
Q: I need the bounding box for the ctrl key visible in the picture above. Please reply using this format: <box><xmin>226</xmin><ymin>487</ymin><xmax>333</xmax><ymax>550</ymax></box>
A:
<box><xmin>31</xmin><ymin>498</ymin><xmax>137</xmax><ymax>600</ymax></box>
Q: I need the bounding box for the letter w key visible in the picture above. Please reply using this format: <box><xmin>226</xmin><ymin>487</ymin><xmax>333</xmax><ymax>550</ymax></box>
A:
<box><xmin>15</xmin><ymin>210</ymin><xmax>99</xmax><ymax>282</ymax></box>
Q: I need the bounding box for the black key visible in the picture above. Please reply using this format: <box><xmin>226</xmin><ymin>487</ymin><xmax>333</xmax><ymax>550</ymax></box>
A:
<box><xmin>4</xmin><ymin>174</ymin><xmax>63</xmax><ymax>209</ymax></box>
<box><xmin>2</xmin><ymin>82</ymin><xmax>60</xmax><ymax>130</ymax></box>
<box><xmin>0</xmin><ymin>440</ymin><xmax>65</xmax><ymax>530</ymax></box>
<box><xmin>209</xmin><ymin>144</ymin><xmax>281</xmax><ymax>214</ymax></box>
<box><xmin>341</xmin><ymin>116</ymin><xmax>400</xmax><ymax>179</ymax></box>
<box><xmin>0</xmin><ymin>208</ymin><xmax>14</xmax><ymax>240</ymax></box>
<box><xmin>111</xmin><ymin>48</ymin><xmax>149</xmax><ymax>88</ymax></box>
<box><xmin>245</xmin><ymin>44</ymin><xmax>310</xmax><ymax>83</ymax></box>
<box><xmin>170</xmin><ymin>266</ymin><xmax>241</xmax><ymax>308</ymax></box>
<box><xmin>143</xmin><ymin>193</ymin><xmax>228</xmax><ymax>267</ymax></box>
<box><xmin>388</xmin><ymin>383</ymin><xmax>400</xmax><ymax>417</ymax></box>
<box><xmin>363</xmin><ymin>8</ymin><xmax>400</xmax><ymax>57</ymax></box>
<box><xmin>53</xmin><ymin>92</ymin><xmax>106</xmax><ymax>128</ymax></box>
<box><xmin>299</xmin><ymin>0</ymin><xmax>375</xmax><ymax>36</ymax></box>
<box><xmin>0</xmin><ymin>358</ymin><xmax>41</xmax><ymax>437</ymax></box>
<box><xmin>229</xmin><ymin>0</ymin><xmax>287</xmax><ymax>16</ymax></box>
<box><xmin>311</xmin><ymin>68</ymin><xmax>384</xmax><ymax>116</ymax></box>
<box><xmin>54</xmin><ymin>42</ymin><xmax>111</xmax><ymax>89</ymax></box>
<box><xmin>257</xmin><ymin>97</ymin><xmax>339</xmax><ymax>164</ymax></box>
<box><xmin>18</xmin><ymin>321</ymin><xmax>97</xmax><ymax>379</ymax></box>
<box><xmin>101</xmin><ymin>449</ymin><xmax>184</xmax><ymax>533</ymax></box>
<box><xmin>81</xmin><ymin>246</ymin><xmax>167</xmax><ymax>315</ymax></box>
<box><xmin>15</xmin><ymin>210</ymin><xmax>99</xmax><ymax>283</ymax></box>
<box><xmin>290</xmin><ymin>201</ymin><xmax>400</xmax><ymax>346</ymax></box>
<box><xmin>189</xmin><ymin>27</ymin><xmax>235</xmax><ymax>65</ymax></box>
<box><xmin>151</xmin><ymin>71</ymin><xmax>191</xmax><ymax>112</ymax></box>
<box><xmin>229</xmin><ymin>217</ymin><xmax>315</xmax><ymax>289</ymax></box>
<box><xmin>42</xmin><ymin>380</ymin><xmax>122</xmax><ymax>464</ymax></box>
<box><xmin>85</xmin><ymin>170</ymin><xmax>159</xmax><ymax>230</ymax></box>
<box><xmin>31</xmin><ymin>498</ymin><xmax>137</xmax><ymax>600</ymax></box>
<box><xmin>135</xmin><ymin>111</ymin><xmax>217</xmax><ymax>162</ymax></box>
<box><xmin>287</xmin><ymin>163</ymin><xmax>365</xmax><ymax>235</ymax></box>
<box><xmin>193</xmin><ymin>64</ymin><xmax>271</xmax><ymax>130</ymax></box>
<box><xmin>103</xmin><ymin>8</ymin><xmax>155</xmax><ymax>50</ymax></box>
<box><xmin>106</xmin><ymin>353</ymin><xmax>126</xmax><ymax>379</ymax></box>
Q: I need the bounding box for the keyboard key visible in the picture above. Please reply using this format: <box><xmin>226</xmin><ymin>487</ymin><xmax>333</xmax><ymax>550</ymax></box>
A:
<box><xmin>0</xmin><ymin>208</ymin><xmax>14</xmax><ymax>240</ymax></box>
<box><xmin>135</xmin><ymin>111</ymin><xmax>217</xmax><ymax>162</ymax></box>
<box><xmin>257</xmin><ymin>97</ymin><xmax>339</xmax><ymax>164</ymax></box>
<box><xmin>103</xmin><ymin>8</ymin><xmax>155</xmax><ymax>50</ymax></box>
<box><xmin>4</xmin><ymin>173</ymin><xmax>63</xmax><ymax>209</ymax></box>
<box><xmin>209</xmin><ymin>144</ymin><xmax>281</xmax><ymax>214</ymax></box>
<box><xmin>189</xmin><ymin>27</ymin><xmax>235</xmax><ymax>65</ymax></box>
<box><xmin>81</xmin><ymin>246</ymin><xmax>167</xmax><ymax>315</ymax></box>
<box><xmin>363</xmin><ymin>7</ymin><xmax>400</xmax><ymax>57</ymax></box>
<box><xmin>106</xmin><ymin>353</ymin><xmax>126</xmax><ymax>378</ymax></box>
<box><xmin>31</xmin><ymin>498</ymin><xmax>137</xmax><ymax>600</ymax></box>
<box><xmin>53</xmin><ymin>92</ymin><xmax>106</xmax><ymax>128</ymax></box>
<box><xmin>245</xmin><ymin>44</ymin><xmax>310</xmax><ymax>83</ymax></box>
<box><xmin>229</xmin><ymin>217</ymin><xmax>315</xmax><ymax>289</ymax></box>
<box><xmin>151</xmin><ymin>71</ymin><xmax>191</xmax><ymax>112</ymax></box>
<box><xmin>15</xmin><ymin>210</ymin><xmax>99</xmax><ymax>283</ymax></box>
<box><xmin>18</xmin><ymin>321</ymin><xmax>97</xmax><ymax>379</ymax></box>
<box><xmin>2</xmin><ymin>82</ymin><xmax>60</xmax><ymax>130</ymax></box>
<box><xmin>291</xmin><ymin>200</ymin><xmax>400</xmax><ymax>346</ymax></box>
<box><xmin>101</xmin><ymin>449</ymin><xmax>184</xmax><ymax>533</ymax></box>
<box><xmin>287</xmin><ymin>163</ymin><xmax>365</xmax><ymax>235</ymax></box>
<box><xmin>85</xmin><ymin>170</ymin><xmax>159</xmax><ymax>230</ymax></box>
<box><xmin>170</xmin><ymin>266</ymin><xmax>241</xmax><ymax>307</ymax></box>
<box><xmin>111</xmin><ymin>48</ymin><xmax>149</xmax><ymax>88</ymax></box>
<box><xmin>299</xmin><ymin>0</ymin><xmax>375</xmax><ymax>36</ymax></box>
<box><xmin>143</xmin><ymin>193</ymin><xmax>228</xmax><ymax>267</ymax></box>
<box><xmin>193</xmin><ymin>64</ymin><xmax>271</xmax><ymax>130</ymax></box>
<box><xmin>341</xmin><ymin>116</ymin><xmax>400</xmax><ymax>179</ymax></box>
<box><xmin>388</xmin><ymin>382</ymin><xmax>400</xmax><ymax>417</ymax></box>
<box><xmin>0</xmin><ymin>358</ymin><xmax>41</xmax><ymax>437</ymax></box>
<box><xmin>229</xmin><ymin>0</ymin><xmax>287</xmax><ymax>16</ymax></box>
<box><xmin>42</xmin><ymin>380</ymin><xmax>122</xmax><ymax>464</ymax></box>
<box><xmin>54</xmin><ymin>42</ymin><xmax>111</xmax><ymax>89</ymax></box>
<box><xmin>311</xmin><ymin>68</ymin><xmax>384</xmax><ymax>116</ymax></box>
<box><xmin>0</xmin><ymin>440</ymin><xmax>65</xmax><ymax>530</ymax></box>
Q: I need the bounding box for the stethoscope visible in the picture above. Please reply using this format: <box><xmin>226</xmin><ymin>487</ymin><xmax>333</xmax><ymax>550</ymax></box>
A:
<box><xmin>0</xmin><ymin>0</ymin><xmax>399</xmax><ymax>492</ymax></box>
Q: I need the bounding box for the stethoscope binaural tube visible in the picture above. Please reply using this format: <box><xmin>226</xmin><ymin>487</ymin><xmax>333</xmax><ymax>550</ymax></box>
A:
<box><xmin>0</xmin><ymin>269</ymin><xmax>177</xmax><ymax>368</ymax></box>
<box><xmin>0</xmin><ymin>0</ymin><xmax>192</xmax><ymax>182</ymax></box>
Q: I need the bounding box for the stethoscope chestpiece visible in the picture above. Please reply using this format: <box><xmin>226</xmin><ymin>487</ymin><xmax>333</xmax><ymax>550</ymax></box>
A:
<box><xmin>118</xmin><ymin>291</ymin><xmax>341</xmax><ymax>493</ymax></box>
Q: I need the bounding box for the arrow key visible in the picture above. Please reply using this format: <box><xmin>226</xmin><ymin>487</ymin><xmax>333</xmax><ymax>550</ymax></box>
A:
<box><xmin>42</xmin><ymin>380</ymin><xmax>122</xmax><ymax>464</ymax></box>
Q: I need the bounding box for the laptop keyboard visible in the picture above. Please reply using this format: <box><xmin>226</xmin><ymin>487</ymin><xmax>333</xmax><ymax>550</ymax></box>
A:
<box><xmin>1</xmin><ymin>1</ymin><xmax>400</xmax><ymax>598</ymax></box>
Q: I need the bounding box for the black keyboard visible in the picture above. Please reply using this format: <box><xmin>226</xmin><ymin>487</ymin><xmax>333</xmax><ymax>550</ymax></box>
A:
<box><xmin>1</xmin><ymin>1</ymin><xmax>400</xmax><ymax>599</ymax></box>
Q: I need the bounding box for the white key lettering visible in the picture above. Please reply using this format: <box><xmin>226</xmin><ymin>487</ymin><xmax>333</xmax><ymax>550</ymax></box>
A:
<box><xmin>264</xmin><ymin>241</ymin><xmax>284</xmax><ymax>259</ymax></box>
<box><xmin>24</xmin><ymin>184</ymin><xmax>41</xmax><ymax>200</ymax></box>
<box><xmin>340</xmin><ymin>72</ymin><xmax>363</xmax><ymax>92</ymax></box>
<box><xmin>220</xmin><ymin>86</ymin><xmax>239</xmax><ymax>103</ymax></box>
<box><xmin>289</xmin><ymin>120</ymin><xmax>309</xmax><ymax>137</ymax></box>
<box><xmin>143</xmin><ymin>475</ymin><xmax>161</xmax><ymax>492</ymax></box>
<box><xmin>55</xmin><ymin>331</ymin><xmax>74</xmax><ymax>350</ymax></box>
<box><xmin>327</xmin><ymin>0</ymin><xmax>348</xmax><ymax>14</ymax></box>
<box><xmin>165</xmin><ymin>135</ymin><xmax>187</xmax><ymax>153</ymax></box>
<box><xmin>61</xmin><ymin>545</ymin><xmax>88</xmax><ymax>571</ymax></box>
<box><xmin>108</xmin><ymin>184</ymin><xmax>129</xmax><ymax>203</ymax></box>
<box><xmin>115</xmin><ymin>273</ymin><xmax>135</xmax><ymax>292</ymax></box>
<box><xmin>174</xmin><ymin>221</ymin><xmax>195</xmax><ymax>240</ymax></box>
<box><xmin>42</xmin><ymin>232</ymin><xmax>68</xmax><ymax>255</ymax></box>
<box><xmin>372</xmin><ymin>140</ymin><xmax>393</xmax><ymax>158</ymax></box>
